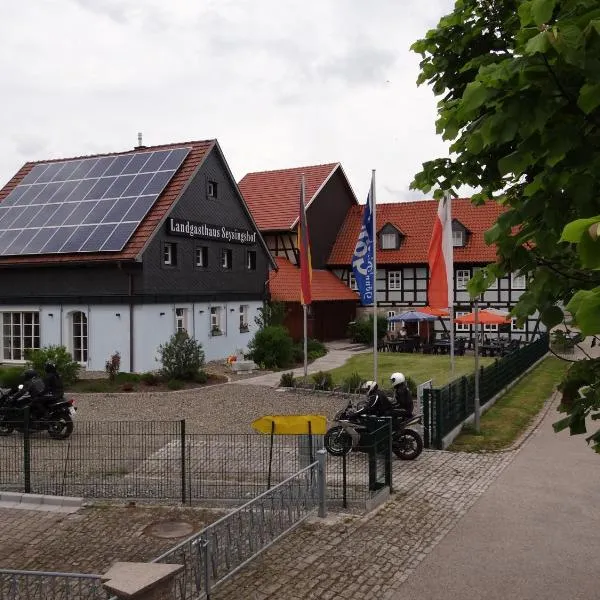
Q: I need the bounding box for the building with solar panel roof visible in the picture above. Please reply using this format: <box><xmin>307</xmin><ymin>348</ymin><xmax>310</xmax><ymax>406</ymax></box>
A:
<box><xmin>0</xmin><ymin>139</ymin><xmax>274</xmax><ymax>372</ymax></box>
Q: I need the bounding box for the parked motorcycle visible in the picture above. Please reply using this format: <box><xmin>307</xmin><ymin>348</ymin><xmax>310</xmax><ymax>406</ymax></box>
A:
<box><xmin>0</xmin><ymin>384</ymin><xmax>76</xmax><ymax>440</ymax></box>
<box><xmin>324</xmin><ymin>397</ymin><xmax>423</xmax><ymax>460</ymax></box>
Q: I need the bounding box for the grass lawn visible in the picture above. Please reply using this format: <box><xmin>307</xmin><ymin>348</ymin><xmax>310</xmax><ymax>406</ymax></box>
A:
<box><xmin>450</xmin><ymin>357</ymin><xmax>570</xmax><ymax>452</ymax></box>
<box><xmin>326</xmin><ymin>352</ymin><xmax>494</xmax><ymax>389</ymax></box>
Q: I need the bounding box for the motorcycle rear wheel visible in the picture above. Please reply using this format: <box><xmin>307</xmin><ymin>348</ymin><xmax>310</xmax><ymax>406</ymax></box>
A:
<box><xmin>393</xmin><ymin>429</ymin><xmax>423</xmax><ymax>460</ymax></box>
<box><xmin>324</xmin><ymin>426</ymin><xmax>353</xmax><ymax>456</ymax></box>
<box><xmin>47</xmin><ymin>415</ymin><xmax>73</xmax><ymax>440</ymax></box>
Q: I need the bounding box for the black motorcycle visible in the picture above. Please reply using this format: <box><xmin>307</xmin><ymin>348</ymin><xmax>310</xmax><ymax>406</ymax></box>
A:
<box><xmin>0</xmin><ymin>385</ymin><xmax>76</xmax><ymax>440</ymax></box>
<box><xmin>325</xmin><ymin>398</ymin><xmax>424</xmax><ymax>460</ymax></box>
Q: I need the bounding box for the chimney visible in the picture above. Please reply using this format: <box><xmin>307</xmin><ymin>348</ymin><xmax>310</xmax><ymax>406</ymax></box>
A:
<box><xmin>135</xmin><ymin>132</ymin><xmax>146</xmax><ymax>150</ymax></box>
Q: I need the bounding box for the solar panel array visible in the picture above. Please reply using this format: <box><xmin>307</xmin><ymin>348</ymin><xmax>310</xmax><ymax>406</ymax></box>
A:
<box><xmin>0</xmin><ymin>147</ymin><xmax>191</xmax><ymax>256</ymax></box>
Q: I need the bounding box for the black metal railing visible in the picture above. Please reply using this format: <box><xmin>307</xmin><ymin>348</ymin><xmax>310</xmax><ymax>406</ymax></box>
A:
<box><xmin>423</xmin><ymin>334</ymin><xmax>549</xmax><ymax>449</ymax></box>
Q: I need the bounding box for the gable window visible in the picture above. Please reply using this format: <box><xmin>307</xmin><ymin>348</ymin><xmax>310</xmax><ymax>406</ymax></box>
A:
<box><xmin>452</xmin><ymin>230</ymin><xmax>464</xmax><ymax>247</ymax></box>
<box><xmin>175</xmin><ymin>308</ymin><xmax>187</xmax><ymax>333</ymax></box>
<box><xmin>246</xmin><ymin>250</ymin><xmax>257</xmax><ymax>271</ymax></box>
<box><xmin>380</xmin><ymin>233</ymin><xmax>398</xmax><ymax>250</ymax></box>
<box><xmin>511</xmin><ymin>272</ymin><xmax>527</xmax><ymax>289</ymax></box>
<box><xmin>221</xmin><ymin>249</ymin><xmax>232</xmax><ymax>270</ymax></box>
<box><xmin>210</xmin><ymin>306</ymin><xmax>222</xmax><ymax>335</ymax></box>
<box><xmin>240</xmin><ymin>305</ymin><xmax>249</xmax><ymax>331</ymax></box>
<box><xmin>207</xmin><ymin>180</ymin><xmax>218</xmax><ymax>199</ymax></box>
<box><xmin>455</xmin><ymin>311</ymin><xmax>470</xmax><ymax>332</ymax></box>
<box><xmin>2</xmin><ymin>311</ymin><xmax>40</xmax><ymax>361</ymax></box>
<box><xmin>456</xmin><ymin>269</ymin><xmax>470</xmax><ymax>290</ymax></box>
<box><xmin>348</xmin><ymin>272</ymin><xmax>358</xmax><ymax>290</ymax></box>
<box><xmin>163</xmin><ymin>242</ymin><xmax>177</xmax><ymax>266</ymax></box>
<box><xmin>195</xmin><ymin>246</ymin><xmax>208</xmax><ymax>268</ymax></box>
<box><xmin>388</xmin><ymin>271</ymin><xmax>402</xmax><ymax>290</ymax></box>
<box><xmin>387</xmin><ymin>311</ymin><xmax>396</xmax><ymax>332</ymax></box>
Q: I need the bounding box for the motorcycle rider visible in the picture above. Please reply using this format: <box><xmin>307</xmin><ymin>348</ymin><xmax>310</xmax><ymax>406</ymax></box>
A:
<box><xmin>390</xmin><ymin>372</ymin><xmax>414</xmax><ymax>420</ymax></box>
<box><xmin>358</xmin><ymin>380</ymin><xmax>394</xmax><ymax>418</ymax></box>
<box><xmin>15</xmin><ymin>369</ymin><xmax>47</xmax><ymax>419</ymax></box>
<box><xmin>43</xmin><ymin>362</ymin><xmax>64</xmax><ymax>399</ymax></box>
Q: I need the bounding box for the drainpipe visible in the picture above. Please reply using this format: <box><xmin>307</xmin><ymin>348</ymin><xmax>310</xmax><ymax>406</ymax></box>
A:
<box><xmin>129</xmin><ymin>273</ymin><xmax>134</xmax><ymax>373</ymax></box>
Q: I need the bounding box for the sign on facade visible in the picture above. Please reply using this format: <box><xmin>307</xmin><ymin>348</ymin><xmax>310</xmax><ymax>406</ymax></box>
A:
<box><xmin>167</xmin><ymin>218</ymin><xmax>257</xmax><ymax>245</ymax></box>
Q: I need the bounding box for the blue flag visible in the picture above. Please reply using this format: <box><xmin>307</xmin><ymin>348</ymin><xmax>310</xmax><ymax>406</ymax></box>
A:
<box><xmin>352</xmin><ymin>189</ymin><xmax>374</xmax><ymax>306</ymax></box>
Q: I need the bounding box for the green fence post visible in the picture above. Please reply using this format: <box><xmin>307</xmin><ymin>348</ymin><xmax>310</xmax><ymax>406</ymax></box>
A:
<box><xmin>423</xmin><ymin>388</ymin><xmax>431</xmax><ymax>448</ymax></box>
<box><xmin>23</xmin><ymin>407</ymin><xmax>31</xmax><ymax>494</ymax></box>
<box><xmin>462</xmin><ymin>376</ymin><xmax>468</xmax><ymax>420</ymax></box>
<box><xmin>435</xmin><ymin>390</ymin><xmax>443</xmax><ymax>450</ymax></box>
<box><xmin>180</xmin><ymin>419</ymin><xmax>186</xmax><ymax>504</ymax></box>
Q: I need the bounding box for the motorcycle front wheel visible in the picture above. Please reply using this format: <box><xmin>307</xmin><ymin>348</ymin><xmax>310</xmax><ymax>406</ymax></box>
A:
<box><xmin>47</xmin><ymin>415</ymin><xmax>73</xmax><ymax>440</ymax></box>
<box><xmin>393</xmin><ymin>429</ymin><xmax>423</xmax><ymax>460</ymax></box>
<box><xmin>324</xmin><ymin>426</ymin><xmax>353</xmax><ymax>456</ymax></box>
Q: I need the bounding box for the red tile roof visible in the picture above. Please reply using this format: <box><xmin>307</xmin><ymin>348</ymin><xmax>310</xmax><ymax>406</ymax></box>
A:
<box><xmin>0</xmin><ymin>140</ymin><xmax>215</xmax><ymax>266</ymax></box>
<box><xmin>238</xmin><ymin>163</ymin><xmax>340</xmax><ymax>231</ymax></box>
<box><xmin>328</xmin><ymin>198</ymin><xmax>506</xmax><ymax>265</ymax></box>
<box><xmin>269</xmin><ymin>257</ymin><xmax>358</xmax><ymax>302</ymax></box>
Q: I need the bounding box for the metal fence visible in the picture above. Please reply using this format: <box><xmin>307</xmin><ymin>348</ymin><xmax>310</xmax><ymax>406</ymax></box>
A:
<box><xmin>0</xmin><ymin>421</ymin><xmax>392</xmax><ymax>508</ymax></box>
<box><xmin>153</xmin><ymin>457</ymin><xmax>324</xmax><ymax>599</ymax></box>
<box><xmin>0</xmin><ymin>569</ymin><xmax>109</xmax><ymax>600</ymax></box>
<box><xmin>423</xmin><ymin>334</ymin><xmax>549</xmax><ymax>448</ymax></box>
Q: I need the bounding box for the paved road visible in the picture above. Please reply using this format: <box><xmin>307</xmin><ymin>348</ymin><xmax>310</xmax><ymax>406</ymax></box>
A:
<box><xmin>394</xmin><ymin>395</ymin><xmax>600</xmax><ymax>600</ymax></box>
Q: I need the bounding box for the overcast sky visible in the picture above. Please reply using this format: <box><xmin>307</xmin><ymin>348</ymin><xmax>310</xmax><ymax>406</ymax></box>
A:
<box><xmin>0</xmin><ymin>0</ymin><xmax>455</xmax><ymax>203</ymax></box>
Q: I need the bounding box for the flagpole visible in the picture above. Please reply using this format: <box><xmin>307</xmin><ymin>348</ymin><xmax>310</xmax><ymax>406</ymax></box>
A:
<box><xmin>473</xmin><ymin>299</ymin><xmax>480</xmax><ymax>432</ymax></box>
<box><xmin>446</xmin><ymin>191</ymin><xmax>455</xmax><ymax>377</ymax></box>
<box><xmin>371</xmin><ymin>169</ymin><xmax>378</xmax><ymax>384</ymax></box>
<box><xmin>303</xmin><ymin>304</ymin><xmax>308</xmax><ymax>378</ymax></box>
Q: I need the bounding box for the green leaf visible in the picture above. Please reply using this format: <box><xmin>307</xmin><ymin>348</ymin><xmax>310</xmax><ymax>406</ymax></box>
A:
<box><xmin>571</xmin><ymin>290</ymin><xmax>600</xmax><ymax>335</ymax></box>
<box><xmin>518</xmin><ymin>1</ymin><xmax>533</xmax><ymax>26</ymax></box>
<box><xmin>577</xmin><ymin>82</ymin><xmax>600</xmax><ymax>114</ymax></box>
<box><xmin>559</xmin><ymin>217</ymin><xmax>600</xmax><ymax>242</ymax></box>
<box><xmin>569</xmin><ymin>414</ymin><xmax>589</xmax><ymax>436</ymax></box>
<box><xmin>566</xmin><ymin>289</ymin><xmax>594</xmax><ymax>315</ymax></box>
<box><xmin>461</xmin><ymin>81</ymin><xmax>492</xmax><ymax>113</ymax></box>
<box><xmin>498</xmin><ymin>151</ymin><xmax>532</xmax><ymax>177</ymax></box>
<box><xmin>553</xmin><ymin>415</ymin><xmax>571</xmax><ymax>433</ymax></box>
<box><xmin>484</xmin><ymin>223</ymin><xmax>503</xmax><ymax>244</ymax></box>
<box><xmin>578</xmin><ymin>230</ymin><xmax>600</xmax><ymax>269</ymax></box>
<box><xmin>525</xmin><ymin>31</ymin><xmax>551</xmax><ymax>54</ymax></box>
<box><xmin>531</xmin><ymin>0</ymin><xmax>556</xmax><ymax>25</ymax></box>
<box><xmin>541</xmin><ymin>305</ymin><xmax>564</xmax><ymax>327</ymax></box>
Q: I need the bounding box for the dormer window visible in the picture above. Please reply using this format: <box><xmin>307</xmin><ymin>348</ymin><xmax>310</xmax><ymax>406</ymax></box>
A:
<box><xmin>378</xmin><ymin>223</ymin><xmax>403</xmax><ymax>250</ymax></box>
<box><xmin>452</xmin><ymin>220</ymin><xmax>469</xmax><ymax>247</ymax></box>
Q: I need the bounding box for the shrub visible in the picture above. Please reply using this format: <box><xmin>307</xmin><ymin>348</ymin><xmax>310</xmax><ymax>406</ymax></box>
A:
<box><xmin>105</xmin><ymin>351</ymin><xmax>121</xmax><ymax>382</ymax></box>
<box><xmin>167</xmin><ymin>379</ymin><xmax>184</xmax><ymax>390</ymax></box>
<box><xmin>279</xmin><ymin>372</ymin><xmax>296</xmax><ymax>388</ymax></box>
<box><xmin>312</xmin><ymin>371</ymin><xmax>333</xmax><ymax>390</ymax></box>
<box><xmin>405</xmin><ymin>376</ymin><xmax>418</xmax><ymax>398</ymax></box>
<box><xmin>254</xmin><ymin>302</ymin><xmax>285</xmax><ymax>329</ymax></box>
<box><xmin>347</xmin><ymin>315</ymin><xmax>388</xmax><ymax>345</ymax></box>
<box><xmin>158</xmin><ymin>331</ymin><xmax>205</xmax><ymax>381</ymax></box>
<box><xmin>341</xmin><ymin>371</ymin><xmax>363</xmax><ymax>393</ymax></box>
<box><xmin>0</xmin><ymin>366</ymin><xmax>25</xmax><ymax>389</ymax></box>
<box><xmin>115</xmin><ymin>372</ymin><xmax>141</xmax><ymax>384</ymax></box>
<box><xmin>141</xmin><ymin>372</ymin><xmax>160</xmax><ymax>386</ymax></box>
<box><xmin>25</xmin><ymin>345</ymin><xmax>80</xmax><ymax>387</ymax></box>
<box><xmin>247</xmin><ymin>325</ymin><xmax>294</xmax><ymax>369</ymax></box>
<box><xmin>193</xmin><ymin>370</ymin><xmax>208</xmax><ymax>384</ymax></box>
<box><xmin>120</xmin><ymin>382</ymin><xmax>135</xmax><ymax>392</ymax></box>
<box><xmin>291</xmin><ymin>343</ymin><xmax>304</xmax><ymax>364</ymax></box>
<box><xmin>307</xmin><ymin>339</ymin><xmax>327</xmax><ymax>361</ymax></box>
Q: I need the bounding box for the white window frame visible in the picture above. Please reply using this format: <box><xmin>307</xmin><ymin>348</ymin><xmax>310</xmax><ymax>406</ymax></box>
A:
<box><xmin>511</xmin><ymin>272</ymin><xmax>527</xmax><ymax>290</ymax></box>
<box><xmin>452</xmin><ymin>230</ymin><xmax>464</xmax><ymax>247</ymax></box>
<box><xmin>195</xmin><ymin>246</ymin><xmax>208</xmax><ymax>268</ymax></box>
<box><xmin>163</xmin><ymin>243</ymin><xmax>175</xmax><ymax>266</ymax></box>
<box><xmin>71</xmin><ymin>311</ymin><xmax>88</xmax><ymax>365</ymax></box>
<box><xmin>175</xmin><ymin>308</ymin><xmax>187</xmax><ymax>333</ymax></box>
<box><xmin>456</xmin><ymin>269</ymin><xmax>470</xmax><ymax>290</ymax></box>
<box><xmin>210</xmin><ymin>306</ymin><xmax>222</xmax><ymax>335</ymax></box>
<box><xmin>246</xmin><ymin>250</ymin><xmax>256</xmax><ymax>271</ymax></box>
<box><xmin>483</xmin><ymin>323</ymin><xmax>499</xmax><ymax>332</ymax></box>
<box><xmin>2</xmin><ymin>311</ymin><xmax>41</xmax><ymax>362</ymax></box>
<box><xmin>221</xmin><ymin>249</ymin><xmax>232</xmax><ymax>269</ymax></box>
<box><xmin>387</xmin><ymin>311</ymin><xmax>396</xmax><ymax>332</ymax></box>
<box><xmin>207</xmin><ymin>180</ymin><xmax>218</xmax><ymax>199</ymax></box>
<box><xmin>239</xmin><ymin>305</ymin><xmax>249</xmax><ymax>331</ymax></box>
<box><xmin>348</xmin><ymin>272</ymin><xmax>358</xmax><ymax>290</ymax></box>
<box><xmin>380</xmin><ymin>233</ymin><xmax>397</xmax><ymax>250</ymax></box>
<box><xmin>511</xmin><ymin>318</ymin><xmax>526</xmax><ymax>332</ymax></box>
<box><xmin>455</xmin><ymin>311</ymin><xmax>470</xmax><ymax>332</ymax></box>
<box><xmin>388</xmin><ymin>271</ymin><xmax>402</xmax><ymax>290</ymax></box>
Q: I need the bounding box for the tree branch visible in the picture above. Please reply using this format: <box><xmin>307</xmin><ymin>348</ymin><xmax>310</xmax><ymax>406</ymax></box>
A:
<box><xmin>532</xmin><ymin>252</ymin><xmax>600</xmax><ymax>283</ymax></box>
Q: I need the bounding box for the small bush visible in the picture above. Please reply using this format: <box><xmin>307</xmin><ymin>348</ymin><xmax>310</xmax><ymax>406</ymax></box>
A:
<box><xmin>291</xmin><ymin>344</ymin><xmax>304</xmax><ymax>364</ymax></box>
<box><xmin>141</xmin><ymin>372</ymin><xmax>160</xmax><ymax>386</ymax></box>
<box><xmin>279</xmin><ymin>372</ymin><xmax>296</xmax><ymax>388</ymax></box>
<box><xmin>247</xmin><ymin>325</ymin><xmax>294</xmax><ymax>369</ymax></box>
<box><xmin>167</xmin><ymin>379</ymin><xmax>184</xmax><ymax>390</ymax></box>
<box><xmin>341</xmin><ymin>371</ymin><xmax>363</xmax><ymax>393</ymax></box>
<box><xmin>76</xmin><ymin>381</ymin><xmax>108</xmax><ymax>393</ymax></box>
<box><xmin>158</xmin><ymin>331</ymin><xmax>205</xmax><ymax>381</ymax></box>
<box><xmin>193</xmin><ymin>370</ymin><xmax>208</xmax><ymax>384</ymax></box>
<box><xmin>25</xmin><ymin>345</ymin><xmax>80</xmax><ymax>387</ymax></box>
<box><xmin>312</xmin><ymin>371</ymin><xmax>333</xmax><ymax>390</ymax></box>
<box><xmin>347</xmin><ymin>315</ymin><xmax>388</xmax><ymax>345</ymax></box>
<box><xmin>115</xmin><ymin>372</ymin><xmax>141</xmax><ymax>384</ymax></box>
<box><xmin>254</xmin><ymin>302</ymin><xmax>286</xmax><ymax>329</ymax></box>
<box><xmin>105</xmin><ymin>351</ymin><xmax>121</xmax><ymax>382</ymax></box>
<box><xmin>120</xmin><ymin>382</ymin><xmax>135</xmax><ymax>392</ymax></box>
<box><xmin>0</xmin><ymin>366</ymin><xmax>25</xmax><ymax>389</ymax></box>
<box><xmin>405</xmin><ymin>376</ymin><xmax>418</xmax><ymax>398</ymax></box>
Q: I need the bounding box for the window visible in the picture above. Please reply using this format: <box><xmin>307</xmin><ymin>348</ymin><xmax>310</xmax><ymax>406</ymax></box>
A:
<box><xmin>511</xmin><ymin>272</ymin><xmax>527</xmax><ymax>289</ymax></box>
<box><xmin>348</xmin><ymin>272</ymin><xmax>358</xmax><ymax>290</ymax></box>
<box><xmin>2</xmin><ymin>312</ymin><xmax>40</xmax><ymax>361</ymax></box>
<box><xmin>511</xmin><ymin>318</ymin><xmax>525</xmax><ymax>332</ymax></box>
<box><xmin>456</xmin><ymin>269</ymin><xmax>470</xmax><ymax>290</ymax></box>
<box><xmin>210</xmin><ymin>306</ymin><xmax>222</xmax><ymax>335</ymax></box>
<box><xmin>388</xmin><ymin>271</ymin><xmax>402</xmax><ymax>290</ymax></box>
<box><xmin>387</xmin><ymin>311</ymin><xmax>396</xmax><ymax>332</ymax></box>
<box><xmin>455</xmin><ymin>311</ymin><xmax>470</xmax><ymax>332</ymax></box>
<box><xmin>380</xmin><ymin>233</ymin><xmax>398</xmax><ymax>250</ymax></box>
<box><xmin>72</xmin><ymin>311</ymin><xmax>88</xmax><ymax>364</ymax></box>
<box><xmin>221</xmin><ymin>249</ymin><xmax>232</xmax><ymax>270</ymax></box>
<box><xmin>175</xmin><ymin>308</ymin><xmax>187</xmax><ymax>333</ymax></box>
<box><xmin>207</xmin><ymin>180</ymin><xmax>218</xmax><ymax>199</ymax></box>
<box><xmin>163</xmin><ymin>243</ymin><xmax>177</xmax><ymax>266</ymax></box>
<box><xmin>452</xmin><ymin>230</ymin><xmax>464</xmax><ymax>247</ymax></box>
<box><xmin>483</xmin><ymin>323</ymin><xmax>498</xmax><ymax>332</ymax></box>
<box><xmin>240</xmin><ymin>305</ymin><xmax>249</xmax><ymax>331</ymax></box>
<box><xmin>195</xmin><ymin>246</ymin><xmax>208</xmax><ymax>268</ymax></box>
<box><xmin>246</xmin><ymin>250</ymin><xmax>256</xmax><ymax>271</ymax></box>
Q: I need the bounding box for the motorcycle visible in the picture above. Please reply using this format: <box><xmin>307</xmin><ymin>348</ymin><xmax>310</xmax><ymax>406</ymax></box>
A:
<box><xmin>324</xmin><ymin>397</ymin><xmax>424</xmax><ymax>460</ymax></box>
<box><xmin>0</xmin><ymin>384</ymin><xmax>76</xmax><ymax>440</ymax></box>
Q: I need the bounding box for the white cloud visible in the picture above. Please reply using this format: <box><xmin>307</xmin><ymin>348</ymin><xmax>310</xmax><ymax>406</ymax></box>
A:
<box><xmin>0</xmin><ymin>0</ymin><xmax>455</xmax><ymax>202</ymax></box>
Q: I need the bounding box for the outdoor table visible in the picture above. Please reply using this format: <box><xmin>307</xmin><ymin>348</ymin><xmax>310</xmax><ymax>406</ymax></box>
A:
<box><xmin>433</xmin><ymin>341</ymin><xmax>451</xmax><ymax>355</ymax></box>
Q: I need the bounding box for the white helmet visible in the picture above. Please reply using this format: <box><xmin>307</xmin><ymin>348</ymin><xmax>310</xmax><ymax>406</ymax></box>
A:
<box><xmin>363</xmin><ymin>380</ymin><xmax>378</xmax><ymax>395</ymax></box>
<box><xmin>390</xmin><ymin>372</ymin><xmax>406</xmax><ymax>387</ymax></box>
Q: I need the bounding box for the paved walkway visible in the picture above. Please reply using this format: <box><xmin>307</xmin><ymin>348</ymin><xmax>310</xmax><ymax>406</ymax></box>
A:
<box><xmin>233</xmin><ymin>341</ymin><xmax>370</xmax><ymax>387</ymax></box>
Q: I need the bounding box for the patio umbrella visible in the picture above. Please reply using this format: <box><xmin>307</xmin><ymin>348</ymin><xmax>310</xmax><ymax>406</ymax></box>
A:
<box><xmin>389</xmin><ymin>310</ymin><xmax>436</xmax><ymax>322</ymax></box>
<box><xmin>454</xmin><ymin>309</ymin><xmax>510</xmax><ymax>325</ymax></box>
<box><xmin>418</xmin><ymin>306</ymin><xmax>449</xmax><ymax>317</ymax></box>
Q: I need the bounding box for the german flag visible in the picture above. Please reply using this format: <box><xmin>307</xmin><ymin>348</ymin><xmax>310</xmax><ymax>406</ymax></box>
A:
<box><xmin>297</xmin><ymin>175</ymin><xmax>312</xmax><ymax>305</ymax></box>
